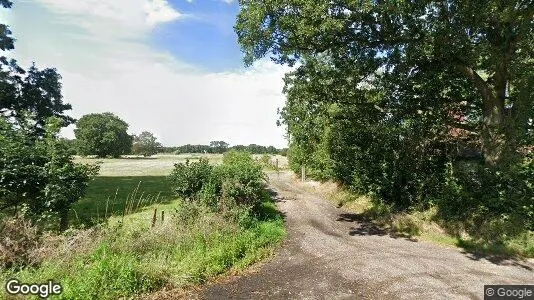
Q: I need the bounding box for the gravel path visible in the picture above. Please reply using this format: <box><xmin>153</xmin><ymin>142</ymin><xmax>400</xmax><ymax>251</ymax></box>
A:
<box><xmin>199</xmin><ymin>171</ymin><xmax>534</xmax><ymax>299</ymax></box>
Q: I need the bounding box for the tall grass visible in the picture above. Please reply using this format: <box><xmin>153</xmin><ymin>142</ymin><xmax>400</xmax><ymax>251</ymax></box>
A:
<box><xmin>1</xmin><ymin>199</ymin><xmax>285</xmax><ymax>299</ymax></box>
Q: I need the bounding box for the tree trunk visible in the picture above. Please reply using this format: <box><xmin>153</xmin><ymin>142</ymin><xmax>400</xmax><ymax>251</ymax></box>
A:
<box><xmin>455</xmin><ymin>64</ymin><xmax>508</xmax><ymax>165</ymax></box>
<box><xmin>481</xmin><ymin>92</ymin><xmax>506</xmax><ymax>165</ymax></box>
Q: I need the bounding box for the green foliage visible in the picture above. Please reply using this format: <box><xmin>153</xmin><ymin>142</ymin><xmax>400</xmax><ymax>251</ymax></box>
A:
<box><xmin>163</xmin><ymin>143</ymin><xmax>283</xmax><ymax>155</ymax></box>
<box><xmin>57</xmin><ymin>244</ymin><xmax>156</xmax><ymax>299</ymax></box>
<box><xmin>1</xmin><ymin>199</ymin><xmax>286</xmax><ymax>299</ymax></box>
<box><xmin>75</xmin><ymin>112</ymin><xmax>133</xmax><ymax>158</ymax></box>
<box><xmin>216</xmin><ymin>151</ymin><xmax>267</xmax><ymax>207</ymax></box>
<box><xmin>132</xmin><ymin>131</ymin><xmax>162</xmax><ymax>157</ymax></box>
<box><xmin>0</xmin><ymin>4</ymin><xmax>97</xmax><ymax>231</ymax></box>
<box><xmin>0</xmin><ymin>61</ymin><xmax>74</xmax><ymax>137</ymax></box>
<box><xmin>168</xmin><ymin>158</ymin><xmax>213</xmax><ymax>200</ymax></box>
<box><xmin>258</xmin><ymin>154</ymin><xmax>273</xmax><ymax>169</ymax></box>
<box><xmin>0</xmin><ymin>118</ymin><xmax>99</xmax><ymax>230</ymax></box>
<box><xmin>209</xmin><ymin>140</ymin><xmax>229</xmax><ymax>153</ymax></box>
<box><xmin>236</xmin><ymin>0</ymin><xmax>533</xmax><ymax>244</ymax></box>
<box><xmin>1</xmin><ymin>4</ymin><xmax>73</xmax><ymax>137</ymax></box>
<box><xmin>168</xmin><ymin>151</ymin><xmax>267</xmax><ymax>209</ymax></box>
<box><xmin>438</xmin><ymin>158</ymin><xmax>534</xmax><ymax>241</ymax></box>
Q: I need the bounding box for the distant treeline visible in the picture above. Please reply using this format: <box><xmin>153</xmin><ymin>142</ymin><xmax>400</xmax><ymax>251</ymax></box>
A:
<box><xmin>161</xmin><ymin>142</ymin><xmax>287</xmax><ymax>155</ymax></box>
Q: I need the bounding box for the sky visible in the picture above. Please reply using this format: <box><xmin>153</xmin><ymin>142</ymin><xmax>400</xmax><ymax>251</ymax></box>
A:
<box><xmin>0</xmin><ymin>0</ymin><xmax>290</xmax><ymax>148</ymax></box>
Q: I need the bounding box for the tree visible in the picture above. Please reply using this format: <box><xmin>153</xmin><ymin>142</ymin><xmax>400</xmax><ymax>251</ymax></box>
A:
<box><xmin>0</xmin><ymin>0</ymin><xmax>14</xmax><ymax>52</ymax></box>
<box><xmin>1</xmin><ymin>2</ymin><xmax>73</xmax><ymax>137</ymax></box>
<box><xmin>75</xmin><ymin>113</ymin><xmax>133</xmax><ymax>158</ymax></box>
<box><xmin>132</xmin><ymin>131</ymin><xmax>162</xmax><ymax>157</ymax></box>
<box><xmin>209</xmin><ymin>141</ymin><xmax>229</xmax><ymax>153</ymax></box>
<box><xmin>0</xmin><ymin>1</ymin><xmax>98</xmax><ymax>231</ymax></box>
<box><xmin>1</xmin><ymin>56</ymin><xmax>73</xmax><ymax>137</ymax></box>
<box><xmin>236</xmin><ymin>0</ymin><xmax>534</xmax><ymax>166</ymax></box>
<box><xmin>0</xmin><ymin>117</ymin><xmax>99</xmax><ymax>231</ymax></box>
<box><xmin>235</xmin><ymin>0</ymin><xmax>534</xmax><ymax>233</ymax></box>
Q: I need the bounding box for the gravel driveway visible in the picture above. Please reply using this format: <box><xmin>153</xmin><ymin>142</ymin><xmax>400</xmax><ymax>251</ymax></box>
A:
<box><xmin>199</xmin><ymin>171</ymin><xmax>534</xmax><ymax>299</ymax></box>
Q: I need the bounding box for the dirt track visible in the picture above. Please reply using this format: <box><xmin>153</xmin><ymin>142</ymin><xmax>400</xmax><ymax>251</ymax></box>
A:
<box><xmin>200</xmin><ymin>171</ymin><xmax>533</xmax><ymax>299</ymax></box>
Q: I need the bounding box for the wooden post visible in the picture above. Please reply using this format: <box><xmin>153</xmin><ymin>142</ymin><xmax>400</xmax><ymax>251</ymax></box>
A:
<box><xmin>161</xmin><ymin>210</ymin><xmax>165</xmax><ymax>223</ymax></box>
<box><xmin>301</xmin><ymin>165</ymin><xmax>305</xmax><ymax>182</ymax></box>
<box><xmin>276</xmin><ymin>158</ymin><xmax>280</xmax><ymax>177</ymax></box>
<box><xmin>151</xmin><ymin>208</ymin><xmax>157</xmax><ymax>228</ymax></box>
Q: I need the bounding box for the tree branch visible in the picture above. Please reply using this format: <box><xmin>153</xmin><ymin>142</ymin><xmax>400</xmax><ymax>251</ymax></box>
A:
<box><xmin>453</xmin><ymin>63</ymin><xmax>495</xmax><ymax>103</ymax></box>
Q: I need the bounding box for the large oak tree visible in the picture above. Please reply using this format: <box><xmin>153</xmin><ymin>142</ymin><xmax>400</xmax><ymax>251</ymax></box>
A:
<box><xmin>75</xmin><ymin>113</ymin><xmax>133</xmax><ymax>158</ymax></box>
<box><xmin>235</xmin><ymin>0</ymin><xmax>534</xmax><ymax>165</ymax></box>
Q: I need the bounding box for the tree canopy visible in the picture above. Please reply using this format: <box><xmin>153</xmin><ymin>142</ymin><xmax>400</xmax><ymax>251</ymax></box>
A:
<box><xmin>235</xmin><ymin>0</ymin><xmax>534</xmax><ymax>236</ymax></box>
<box><xmin>132</xmin><ymin>131</ymin><xmax>163</xmax><ymax>157</ymax></box>
<box><xmin>1</xmin><ymin>2</ymin><xmax>73</xmax><ymax>136</ymax></box>
<box><xmin>74</xmin><ymin>113</ymin><xmax>133</xmax><ymax>158</ymax></box>
<box><xmin>236</xmin><ymin>0</ymin><xmax>534</xmax><ymax>165</ymax></box>
<box><xmin>0</xmin><ymin>1</ymin><xmax>98</xmax><ymax>231</ymax></box>
<box><xmin>162</xmin><ymin>143</ymin><xmax>284</xmax><ymax>155</ymax></box>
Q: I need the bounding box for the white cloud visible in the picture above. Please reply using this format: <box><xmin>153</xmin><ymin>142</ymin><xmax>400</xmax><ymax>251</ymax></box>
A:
<box><xmin>145</xmin><ymin>0</ymin><xmax>182</xmax><ymax>26</ymax></box>
<box><xmin>6</xmin><ymin>0</ymin><xmax>289</xmax><ymax>147</ymax></box>
<box><xmin>36</xmin><ymin>0</ymin><xmax>182</xmax><ymax>30</ymax></box>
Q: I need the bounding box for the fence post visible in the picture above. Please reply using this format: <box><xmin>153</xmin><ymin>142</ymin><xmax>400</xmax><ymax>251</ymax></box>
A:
<box><xmin>151</xmin><ymin>208</ymin><xmax>157</xmax><ymax>228</ymax></box>
<box><xmin>301</xmin><ymin>165</ymin><xmax>305</xmax><ymax>182</ymax></box>
<box><xmin>161</xmin><ymin>210</ymin><xmax>165</xmax><ymax>224</ymax></box>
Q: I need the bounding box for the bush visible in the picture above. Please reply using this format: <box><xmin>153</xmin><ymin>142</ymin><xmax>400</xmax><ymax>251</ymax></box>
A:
<box><xmin>437</xmin><ymin>158</ymin><xmax>534</xmax><ymax>241</ymax></box>
<box><xmin>168</xmin><ymin>158</ymin><xmax>213</xmax><ymax>200</ymax></box>
<box><xmin>217</xmin><ymin>151</ymin><xmax>267</xmax><ymax>207</ymax></box>
<box><xmin>0</xmin><ymin>117</ymin><xmax>100</xmax><ymax>231</ymax></box>
<box><xmin>0</xmin><ymin>217</ymin><xmax>41</xmax><ymax>269</ymax></box>
<box><xmin>168</xmin><ymin>151</ymin><xmax>267</xmax><ymax>209</ymax></box>
<box><xmin>259</xmin><ymin>154</ymin><xmax>273</xmax><ymax>168</ymax></box>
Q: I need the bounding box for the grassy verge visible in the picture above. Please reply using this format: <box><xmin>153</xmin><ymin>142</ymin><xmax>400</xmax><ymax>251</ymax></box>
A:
<box><xmin>1</xmin><ymin>153</ymin><xmax>286</xmax><ymax>299</ymax></box>
<box><xmin>1</xmin><ymin>198</ymin><xmax>285</xmax><ymax>299</ymax></box>
<box><xmin>306</xmin><ymin>180</ymin><xmax>534</xmax><ymax>258</ymax></box>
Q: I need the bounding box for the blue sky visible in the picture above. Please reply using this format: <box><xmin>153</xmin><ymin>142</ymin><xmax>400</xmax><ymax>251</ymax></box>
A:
<box><xmin>151</xmin><ymin>0</ymin><xmax>243</xmax><ymax>72</ymax></box>
<box><xmin>1</xmin><ymin>0</ymin><xmax>289</xmax><ymax>147</ymax></box>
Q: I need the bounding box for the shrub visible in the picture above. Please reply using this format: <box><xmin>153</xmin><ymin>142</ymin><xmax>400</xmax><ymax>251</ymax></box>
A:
<box><xmin>216</xmin><ymin>151</ymin><xmax>267</xmax><ymax>207</ymax></box>
<box><xmin>0</xmin><ymin>217</ymin><xmax>41</xmax><ymax>268</ymax></box>
<box><xmin>0</xmin><ymin>117</ymin><xmax>100</xmax><ymax>231</ymax></box>
<box><xmin>258</xmin><ymin>154</ymin><xmax>273</xmax><ymax>169</ymax></box>
<box><xmin>437</xmin><ymin>158</ymin><xmax>534</xmax><ymax>241</ymax></box>
<box><xmin>168</xmin><ymin>158</ymin><xmax>213</xmax><ymax>200</ymax></box>
<box><xmin>168</xmin><ymin>151</ymin><xmax>267</xmax><ymax>209</ymax></box>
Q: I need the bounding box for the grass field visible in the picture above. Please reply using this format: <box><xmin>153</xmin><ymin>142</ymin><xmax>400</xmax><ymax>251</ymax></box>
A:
<box><xmin>71</xmin><ymin>176</ymin><xmax>173</xmax><ymax>227</ymax></box>
<box><xmin>71</xmin><ymin>153</ymin><xmax>287</xmax><ymax>226</ymax></box>
<box><xmin>1</xmin><ymin>154</ymin><xmax>287</xmax><ymax>299</ymax></box>
<box><xmin>74</xmin><ymin>154</ymin><xmax>224</xmax><ymax>177</ymax></box>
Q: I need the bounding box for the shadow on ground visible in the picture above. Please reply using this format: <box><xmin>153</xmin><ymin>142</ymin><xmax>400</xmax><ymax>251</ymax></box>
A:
<box><xmin>337</xmin><ymin>213</ymin><xmax>388</xmax><ymax>236</ymax></box>
<box><xmin>338</xmin><ymin>212</ymin><xmax>533</xmax><ymax>269</ymax></box>
<box><xmin>265</xmin><ymin>188</ymin><xmax>287</xmax><ymax>221</ymax></box>
<box><xmin>456</xmin><ymin>239</ymin><xmax>534</xmax><ymax>271</ymax></box>
<box><xmin>268</xmin><ymin>188</ymin><xmax>286</xmax><ymax>203</ymax></box>
<box><xmin>336</xmin><ymin>213</ymin><xmax>417</xmax><ymax>241</ymax></box>
<box><xmin>461</xmin><ymin>250</ymin><xmax>533</xmax><ymax>271</ymax></box>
